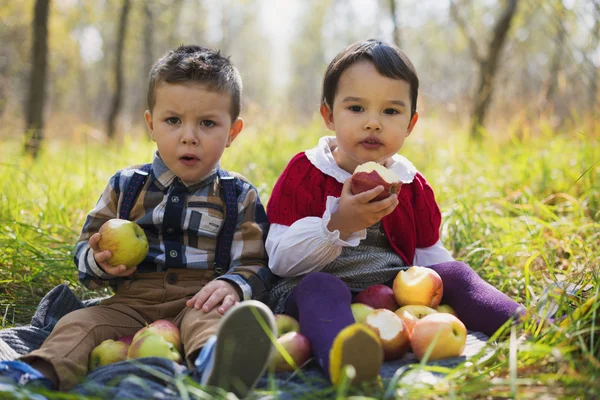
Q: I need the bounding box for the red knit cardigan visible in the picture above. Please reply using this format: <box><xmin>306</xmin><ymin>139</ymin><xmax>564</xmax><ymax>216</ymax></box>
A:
<box><xmin>267</xmin><ymin>153</ymin><xmax>442</xmax><ymax>265</ymax></box>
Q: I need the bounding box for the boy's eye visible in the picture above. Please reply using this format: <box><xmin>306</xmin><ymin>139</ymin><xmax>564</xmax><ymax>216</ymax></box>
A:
<box><xmin>349</xmin><ymin>105</ymin><xmax>363</xmax><ymax>112</ymax></box>
<box><xmin>201</xmin><ymin>120</ymin><xmax>215</xmax><ymax>127</ymax></box>
<box><xmin>165</xmin><ymin>117</ymin><xmax>180</xmax><ymax>125</ymax></box>
<box><xmin>384</xmin><ymin>108</ymin><xmax>399</xmax><ymax>115</ymax></box>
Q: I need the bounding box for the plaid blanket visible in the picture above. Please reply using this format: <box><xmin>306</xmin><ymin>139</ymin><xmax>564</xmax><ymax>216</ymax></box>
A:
<box><xmin>0</xmin><ymin>284</ymin><xmax>491</xmax><ymax>399</ymax></box>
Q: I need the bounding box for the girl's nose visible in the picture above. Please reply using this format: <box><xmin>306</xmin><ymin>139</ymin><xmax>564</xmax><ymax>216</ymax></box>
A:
<box><xmin>364</xmin><ymin>117</ymin><xmax>382</xmax><ymax>131</ymax></box>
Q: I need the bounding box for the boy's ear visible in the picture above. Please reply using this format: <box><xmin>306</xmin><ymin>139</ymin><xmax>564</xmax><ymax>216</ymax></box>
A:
<box><xmin>406</xmin><ymin>111</ymin><xmax>418</xmax><ymax>137</ymax></box>
<box><xmin>320</xmin><ymin>104</ymin><xmax>335</xmax><ymax>131</ymax></box>
<box><xmin>226</xmin><ymin>118</ymin><xmax>244</xmax><ymax>147</ymax></box>
<box><xmin>144</xmin><ymin>110</ymin><xmax>155</xmax><ymax>140</ymax></box>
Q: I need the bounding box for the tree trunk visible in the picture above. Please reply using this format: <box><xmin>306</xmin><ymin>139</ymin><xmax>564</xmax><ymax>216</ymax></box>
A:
<box><xmin>537</xmin><ymin>0</ymin><xmax>566</xmax><ymax>113</ymax></box>
<box><xmin>470</xmin><ymin>0</ymin><xmax>518</xmax><ymax>139</ymax></box>
<box><xmin>389</xmin><ymin>0</ymin><xmax>401</xmax><ymax>48</ymax></box>
<box><xmin>24</xmin><ymin>0</ymin><xmax>51</xmax><ymax>157</ymax></box>
<box><xmin>107</xmin><ymin>0</ymin><xmax>131</xmax><ymax>140</ymax></box>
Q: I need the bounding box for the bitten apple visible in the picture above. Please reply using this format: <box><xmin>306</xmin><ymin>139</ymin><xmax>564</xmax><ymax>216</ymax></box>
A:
<box><xmin>350</xmin><ymin>303</ymin><xmax>375</xmax><ymax>324</ymax></box>
<box><xmin>274</xmin><ymin>314</ymin><xmax>300</xmax><ymax>337</ymax></box>
<box><xmin>353</xmin><ymin>284</ymin><xmax>399</xmax><ymax>311</ymax></box>
<box><xmin>269</xmin><ymin>331</ymin><xmax>312</xmax><ymax>372</ymax></box>
<box><xmin>127</xmin><ymin>330</ymin><xmax>182</xmax><ymax>363</ymax></box>
<box><xmin>364</xmin><ymin>309</ymin><xmax>410</xmax><ymax>361</ymax></box>
<box><xmin>88</xmin><ymin>339</ymin><xmax>129</xmax><ymax>371</ymax></box>
<box><xmin>394</xmin><ymin>305</ymin><xmax>438</xmax><ymax>336</ymax></box>
<box><xmin>136</xmin><ymin>319</ymin><xmax>182</xmax><ymax>354</ymax></box>
<box><xmin>393</xmin><ymin>266</ymin><xmax>443</xmax><ymax>308</ymax></box>
<box><xmin>410</xmin><ymin>313</ymin><xmax>467</xmax><ymax>361</ymax></box>
<box><xmin>98</xmin><ymin>219</ymin><xmax>149</xmax><ymax>269</ymax></box>
<box><xmin>351</xmin><ymin>162</ymin><xmax>402</xmax><ymax>201</ymax></box>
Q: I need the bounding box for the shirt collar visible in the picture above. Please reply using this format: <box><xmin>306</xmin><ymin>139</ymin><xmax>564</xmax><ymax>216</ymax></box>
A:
<box><xmin>151</xmin><ymin>151</ymin><xmax>218</xmax><ymax>192</ymax></box>
<box><xmin>304</xmin><ymin>136</ymin><xmax>417</xmax><ymax>184</ymax></box>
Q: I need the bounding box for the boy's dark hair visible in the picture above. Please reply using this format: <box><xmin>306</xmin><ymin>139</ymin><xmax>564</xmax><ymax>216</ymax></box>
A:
<box><xmin>147</xmin><ymin>45</ymin><xmax>243</xmax><ymax>120</ymax></box>
<box><xmin>321</xmin><ymin>39</ymin><xmax>419</xmax><ymax>118</ymax></box>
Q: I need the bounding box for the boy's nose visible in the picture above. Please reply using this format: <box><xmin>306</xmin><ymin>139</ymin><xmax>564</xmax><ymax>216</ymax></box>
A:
<box><xmin>181</xmin><ymin>128</ymin><xmax>199</xmax><ymax>145</ymax></box>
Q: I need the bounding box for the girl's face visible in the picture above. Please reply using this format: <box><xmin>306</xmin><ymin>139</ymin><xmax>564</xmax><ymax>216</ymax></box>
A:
<box><xmin>320</xmin><ymin>60</ymin><xmax>418</xmax><ymax>174</ymax></box>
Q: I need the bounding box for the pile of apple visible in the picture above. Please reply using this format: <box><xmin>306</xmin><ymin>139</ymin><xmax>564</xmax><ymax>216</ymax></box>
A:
<box><xmin>88</xmin><ymin>320</ymin><xmax>182</xmax><ymax>372</ymax></box>
<box><xmin>351</xmin><ymin>266</ymin><xmax>467</xmax><ymax>362</ymax></box>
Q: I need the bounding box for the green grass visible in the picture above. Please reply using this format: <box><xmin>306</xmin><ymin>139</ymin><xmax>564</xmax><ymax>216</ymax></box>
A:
<box><xmin>1</xmin><ymin>119</ymin><xmax>599</xmax><ymax>399</ymax></box>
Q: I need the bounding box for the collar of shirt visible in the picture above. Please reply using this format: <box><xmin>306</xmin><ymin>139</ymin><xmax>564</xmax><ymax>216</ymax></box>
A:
<box><xmin>151</xmin><ymin>151</ymin><xmax>219</xmax><ymax>192</ymax></box>
<box><xmin>304</xmin><ymin>136</ymin><xmax>418</xmax><ymax>184</ymax></box>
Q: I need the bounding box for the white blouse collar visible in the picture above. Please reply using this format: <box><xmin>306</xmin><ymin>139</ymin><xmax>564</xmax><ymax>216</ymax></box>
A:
<box><xmin>304</xmin><ymin>136</ymin><xmax>417</xmax><ymax>184</ymax></box>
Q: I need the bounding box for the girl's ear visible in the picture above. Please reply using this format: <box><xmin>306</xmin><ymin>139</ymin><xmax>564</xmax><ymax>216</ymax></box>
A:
<box><xmin>320</xmin><ymin>104</ymin><xmax>335</xmax><ymax>131</ymax></box>
<box><xmin>406</xmin><ymin>111</ymin><xmax>419</xmax><ymax>137</ymax></box>
<box><xmin>144</xmin><ymin>110</ymin><xmax>155</xmax><ymax>141</ymax></box>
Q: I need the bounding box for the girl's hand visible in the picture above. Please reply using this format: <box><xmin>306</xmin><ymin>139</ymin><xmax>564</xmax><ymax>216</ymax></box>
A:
<box><xmin>186</xmin><ymin>280</ymin><xmax>241</xmax><ymax>315</ymax></box>
<box><xmin>327</xmin><ymin>178</ymin><xmax>399</xmax><ymax>240</ymax></box>
<box><xmin>89</xmin><ymin>233</ymin><xmax>137</xmax><ymax>277</ymax></box>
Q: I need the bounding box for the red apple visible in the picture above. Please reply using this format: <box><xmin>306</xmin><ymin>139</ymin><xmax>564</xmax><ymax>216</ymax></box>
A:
<box><xmin>436</xmin><ymin>304</ymin><xmax>457</xmax><ymax>317</ymax></box>
<box><xmin>364</xmin><ymin>309</ymin><xmax>410</xmax><ymax>361</ymax></box>
<box><xmin>117</xmin><ymin>335</ymin><xmax>134</xmax><ymax>346</ymax></box>
<box><xmin>351</xmin><ymin>162</ymin><xmax>402</xmax><ymax>201</ymax></box>
<box><xmin>136</xmin><ymin>320</ymin><xmax>182</xmax><ymax>354</ymax></box>
<box><xmin>88</xmin><ymin>339</ymin><xmax>129</xmax><ymax>371</ymax></box>
<box><xmin>410</xmin><ymin>313</ymin><xmax>467</xmax><ymax>361</ymax></box>
<box><xmin>274</xmin><ymin>314</ymin><xmax>300</xmax><ymax>337</ymax></box>
<box><xmin>269</xmin><ymin>331</ymin><xmax>312</xmax><ymax>372</ymax></box>
<box><xmin>350</xmin><ymin>303</ymin><xmax>375</xmax><ymax>324</ymax></box>
<box><xmin>394</xmin><ymin>305</ymin><xmax>438</xmax><ymax>336</ymax></box>
<box><xmin>127</xmin><ymin>329</ymin><xmax>182</xmax><ymax>363</ymax></box>
<box><xmin>393</xmin><ymin>266</ymin><xmax>443</xmax><ymax>308</ymax></box>
<box><xmin>353</xmin><ymin>284</ymin><xmax>399</xmax><ymax>311</ymax></box>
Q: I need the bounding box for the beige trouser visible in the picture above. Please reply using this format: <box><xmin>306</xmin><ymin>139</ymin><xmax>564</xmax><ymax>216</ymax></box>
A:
<box><xmin>21</xmin><ymin>269</ymin><xmax>222</xmax><ymax>390</ymax></box>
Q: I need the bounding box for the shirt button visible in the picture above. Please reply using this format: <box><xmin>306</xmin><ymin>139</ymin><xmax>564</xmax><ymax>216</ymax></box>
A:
<box><xmin>169</xmin><ymin>250</ymin><xmax>178</xmax><ymax>258</ymax></box>
<box><xmin>166</xmin><ymin>228</ymin><xmax>174</xmax><ymax>233</ymax></box>
<box><xmin>171</xmin><ymin>196</ymin><xmax>179</xmax><ymax>203</ymax></box>
<box><xmin>215</xmin><ymin>267</ymin><xmax>224</xmax><ymax>274</ymax></box>
<box><xmin>166</xmin><ymin>273</ymin><xmax>177</xmax><ymax>285</ymax></box>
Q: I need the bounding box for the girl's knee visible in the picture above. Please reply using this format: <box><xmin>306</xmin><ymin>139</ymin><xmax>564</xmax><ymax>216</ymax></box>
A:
<box><xmin>297</xmin><ymin>272</ymin><xmax>350</xmax><ymax>298</ymax></box>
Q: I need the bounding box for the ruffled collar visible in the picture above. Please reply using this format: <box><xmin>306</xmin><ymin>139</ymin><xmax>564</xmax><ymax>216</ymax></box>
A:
<box><xmin>304</xmin><ymin>136</ymin><xmax>417</xmax><ymax>184</ymax></box>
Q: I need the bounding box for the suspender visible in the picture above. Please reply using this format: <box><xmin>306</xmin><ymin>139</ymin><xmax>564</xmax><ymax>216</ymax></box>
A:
<box><xmin>119</xmin><ymin>164</ymin><xmax>238</xmax><ymax>275</ymax></box>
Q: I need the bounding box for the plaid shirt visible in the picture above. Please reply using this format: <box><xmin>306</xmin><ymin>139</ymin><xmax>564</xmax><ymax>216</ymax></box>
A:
<box><xmin>74</xmin><ymin>152</ymin><xmax>273</xmax><ymax>301</ymax></box>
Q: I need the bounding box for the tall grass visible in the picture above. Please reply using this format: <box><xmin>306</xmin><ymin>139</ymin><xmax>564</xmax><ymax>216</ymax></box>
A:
<box><xmin>0</xmin><ymin>118</ymin><xmax>598</xmax><ymax>398</ymax></box>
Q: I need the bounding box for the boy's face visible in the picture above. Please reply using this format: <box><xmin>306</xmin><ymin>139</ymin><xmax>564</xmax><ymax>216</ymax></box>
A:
<box><xmin>145</xmin><ymin>82</ymin><xmax>242</xmax><ymax>185</ymax></box>
<box><xmin>320</xmin><ymin>60</ymin><xmax>418</xmax><ymax>174</ymax></box>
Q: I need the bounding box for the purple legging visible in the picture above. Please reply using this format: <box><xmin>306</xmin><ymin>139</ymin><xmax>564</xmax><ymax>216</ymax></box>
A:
<box><xmin>284</xmin><ymin>261</ymin><xmax>523</xmax><ymax>378</ymax></box>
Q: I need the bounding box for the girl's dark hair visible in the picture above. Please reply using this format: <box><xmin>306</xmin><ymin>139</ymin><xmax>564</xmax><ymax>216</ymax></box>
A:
<box><xmin>321</xmin><ymin>39</ymin><xmax>419</xmax><ymax>118</ymax></box>
<box><xmin>147</xmin><ymin>45</ymin><xmax>242</xmax><ymax>120</ymax></box>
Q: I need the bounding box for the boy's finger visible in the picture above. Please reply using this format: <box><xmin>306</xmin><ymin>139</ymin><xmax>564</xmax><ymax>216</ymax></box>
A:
<box><xmin>202</xmin><ymin>291</ymin><xmax>225</xmax><ymax>313</ymax></box>
<box><xmin>89</xmin><ymin>233</ymin><xmax>101</xmax><ymax>251</ymax></box>
<box><xmin>193</xmin><ymin>288</ymin><xmax>213</xmax><ymax>310</ymax></box>
<box><xmin>218</xmin><ymin>296</ymin><xmax>237</xmax><ymax>315</ymax></box>
<box><xmin>94</xmin><ymin>250</ymin><xmax>112</xmax><ymax>263</ymax></box>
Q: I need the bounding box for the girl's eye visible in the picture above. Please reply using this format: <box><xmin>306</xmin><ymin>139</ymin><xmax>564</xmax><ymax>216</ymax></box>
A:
<box><xmin>384</xmin><ymin>108</ymin><xmax>399</xmax><ymax>115</ymax></box>
<box><xmin>349</xmin><ymin>105</ymin><xmax>363</xmax><ymax>112</ymax></box>
<box><xmin>166</xmin><ymin>117</ymin><xmax>180</xmax><ymax>125</ymax></box>
<box><xmin>201</xmin><ymin>120</ymin><xmax>215</xmax><ymax>127</ymax></box>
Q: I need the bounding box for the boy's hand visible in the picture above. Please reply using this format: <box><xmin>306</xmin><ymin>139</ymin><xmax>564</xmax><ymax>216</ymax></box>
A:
<box><xmin>328</xmin><ymin>178</ymin><xmax>399</xmax><ymax>240</ymax></box>
<box><xmin>89</xmin><ymin>233</ymin><xmax>137</xmax><ymax>277</ymax></box>
<box><xmin>186</xmin><ymin>280</ymin><xmax>241</xmax><ymax>315</ymax></box>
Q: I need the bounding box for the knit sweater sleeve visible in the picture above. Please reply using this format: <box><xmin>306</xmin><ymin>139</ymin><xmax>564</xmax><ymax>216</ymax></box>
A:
<box><xmin>412</xmin><ymin>172</ymin><xmax>442</xmax><ymax>248</ymax></box>
<box><xmin>267</xmin><ymin>153</ymin><xmax>325</xmax><ymax>226</ymax></box>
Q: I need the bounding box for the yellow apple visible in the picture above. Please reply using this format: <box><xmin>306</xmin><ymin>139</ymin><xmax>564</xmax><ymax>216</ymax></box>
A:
<box><xmin>269</xmin><ymin>331</ymin><xmax>311</xmax><ymax>372</ymax></box>
<box><xmin>436</xmin><ymin>304</ymin><xmax>457</xmax><ymax>317</ymax></box>
<box><xmin>135</xmin><ymin>319</ymin><xmax>182</xmax><ymax>354</ymax></box>
<box><xmin>274</xmin><ymin>314</ymin><xmax>300</xmax><ymax>337</ymax></box>
<box><xmin>351</xmin><ymin>162</ymin><xmax>402</xmax><ymax>201</ymax></box>
<box><xmin>98</xmin><ymin>218</ymin><xmax>149</xmax><ymax>269</ymax></box>
<box><xmin>393</xmin><ymin>266</ymin><xmax>443</xmax><ymax>308</ymax></box>
<box><xmin>364</xmin><ymin>309</ymin><xmax>410</xmax><ymax>361</ymax></box>
<box><xmin>410</xmin><ymin>313</ymin><xmax>466</xmax><ymax>361</ymax></box>
<box><xmin>88</xmin><ymin>339</ymin><xmax>129</xmax><ymax>371</ymax></box>
<box><xmin>127</xmin><ymin>329</ymin><xmax>182</xmax><ymax>363</ymax></box>
<box><xmin>394</xmin><ymin>305</ymin><xmax>438</xmax><ymax>336</ymax></box>
<box><xmin>350</xmin><ymin>303</ymin><xmax>375</xmax><ymax>324</ymax></box>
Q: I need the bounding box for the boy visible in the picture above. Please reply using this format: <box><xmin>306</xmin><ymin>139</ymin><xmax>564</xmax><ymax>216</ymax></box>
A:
<box><xmin>0</xmin><ymin>45</ymin><xmax>276</xmax><ymax>399</ymax></box>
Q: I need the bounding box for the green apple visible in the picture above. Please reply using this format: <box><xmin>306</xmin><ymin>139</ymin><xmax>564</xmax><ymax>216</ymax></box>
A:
<box><xmin>436</xmin><ymin>304</ymin><xmax>457</xmax><ymax>317</ymax></box>
<box><xmin>127</xmin><ymin>329</ymin><xmax>182</xmax><ymax>363</ymax></box>
<box><xmin>274</xmin><ymin>314</ymin><xmax>300</xmax><ymax>337</ymax></box>
<box><xmin>410</xmin><ymin>313</ymin><xmax>467</xmax><ymax>361</ymax></box>
<box><xmin>350</xmin><ymin>303</ymin><xmax>375</xmax><ymax>324</ymax></box>
<box><xmin>98</xmin><ymin>218</ymin><xmax>149</xmax><ymax>269</ymax></box>
<box><xmin>88</xmin><ymin>339</ymin><xmax>129</xmax><ymax>371</ymax></box>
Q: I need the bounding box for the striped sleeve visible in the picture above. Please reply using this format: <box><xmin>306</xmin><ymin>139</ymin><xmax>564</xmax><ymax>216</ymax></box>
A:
<box><xmin>217</xmin><ymin>179</ymin><xmax>275</xmax><ymax>302</ymax></box>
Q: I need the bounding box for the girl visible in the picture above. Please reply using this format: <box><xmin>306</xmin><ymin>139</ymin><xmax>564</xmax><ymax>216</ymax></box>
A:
<box><xmin>265</xmin><ymin>39</ymin><xmax>523</xmax><ymax>386</ymax></box>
